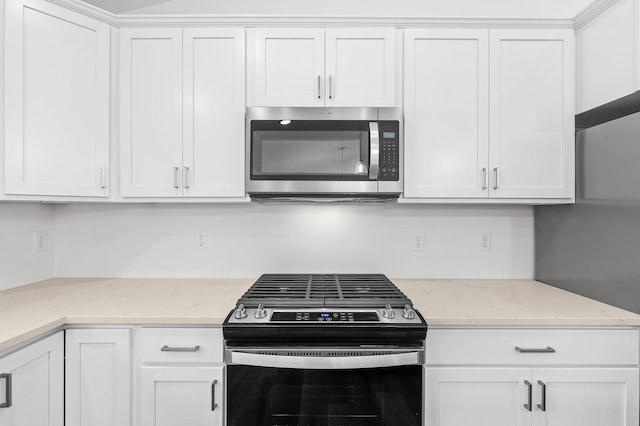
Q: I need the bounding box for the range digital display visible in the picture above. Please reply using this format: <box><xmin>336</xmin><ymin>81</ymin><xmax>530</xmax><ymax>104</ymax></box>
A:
<box><xmin>271</xmin><ymin>311</ymin><xmax>380</xmax><ymax>322</ymax></box>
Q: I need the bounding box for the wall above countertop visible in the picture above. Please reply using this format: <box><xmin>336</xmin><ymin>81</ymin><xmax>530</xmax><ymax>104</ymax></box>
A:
<box><xmin>52</xmin><ymin>203</ymin><xmax>534</xmax><ymax>280</ymax></box>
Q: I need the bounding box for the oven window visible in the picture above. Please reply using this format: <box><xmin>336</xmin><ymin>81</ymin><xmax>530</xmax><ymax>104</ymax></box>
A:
<box><xmin>250</xmin><ymin>121</ymin><xmax>371</xmax><ymax>181</ymax></box>
<box><xmin>227</xmin><ymin>365</ymin><xmax>422</xmax><ymax>426</ymax></box>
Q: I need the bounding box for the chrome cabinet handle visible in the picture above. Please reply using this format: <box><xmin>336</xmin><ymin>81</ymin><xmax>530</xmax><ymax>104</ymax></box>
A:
<box><xmin>329</xmin><ymin>75</ymin><xmax>333</xmax><ymax>99</ymax></box>
<box><xmin>369</xmin><ymin>122</ymin><xmax>380</xmax><ymax>180</ymax></box>
<box><xmin>173</xmin><ymin>167</ymin><xmax>180</xmax><ymax>189</ymax></box>
<box><xmin>161</xmin><ymin>345</ymin><xmax>200</xmax><ymax>352</ymax></box>
<box><xmin>537</xmin><ymin>380</ymin><xmax>547</xmax><ymax>411</ymax></box>
<box><xmin>211</xmin><ymin>379</ymin><xmax>218</xmax><ymax>411</ymax></box>
<box><xmin>183</xmin><ymin>166</ymin><xmax>190</xmax><ymax>189</ymax></box>
<box><xmin>515</xmin><ymin>346</ymin><xmax>556</xmax><ymax>353</ymax></box>
<box><xmin>493</xmin><ymin>167</ymin><xmax>499</xmax><ymax>189</ymax></box>
<box><xmin>317</xmin><ymin>75</ymin><xmax>321</xmax><ymax>99</ymax></box>
<box><xmin>100</xmin><ymin>166</ymin><xmax>107</xmax><ymax>189</ymax></box>
<box><xmin>524</xmin><ymin>380</ymin><xmax>532</xmax><ymax>411</ymax></box>
<box><xmin>0</xmin><ymin>373</ymin><xmax>11</xmax><ymax>408</ymax></box>
<box><xmin>482</xmin><ymin>167</ymin><xmax>488</xmax><ymax>190</ymax></box>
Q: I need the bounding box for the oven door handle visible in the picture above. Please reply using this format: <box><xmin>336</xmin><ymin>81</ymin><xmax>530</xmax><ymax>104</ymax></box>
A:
<box><xmin>229</xmin><ymin>350</ymin><xmax>422</xmax><ymax>369</ymax></box>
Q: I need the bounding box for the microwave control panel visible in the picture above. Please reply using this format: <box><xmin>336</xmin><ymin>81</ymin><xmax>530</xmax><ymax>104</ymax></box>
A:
<box><xmin>378</xmin><ymin>121</ymin><xmax>400</xmax><ymax>181</ymax></box>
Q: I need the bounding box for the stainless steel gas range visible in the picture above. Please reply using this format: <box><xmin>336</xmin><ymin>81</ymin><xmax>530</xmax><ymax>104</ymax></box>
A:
<box><xmin>223</xmin><ymin>274</ymin><xmax>427</xmax><ymax>426</ymax></box>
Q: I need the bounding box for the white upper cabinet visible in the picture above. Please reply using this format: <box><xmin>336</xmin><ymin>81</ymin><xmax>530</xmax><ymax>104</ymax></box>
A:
<box><xmin>4</xmin><ymin>0</ymin><xmax>110</xmax><ymax>197</ymax></box>
<box><xmin>489</xmin><ymin>29</ymin><xmax>574</xmax><ymax>200</ymax></box>
<box><xmin>182</xmin><ymin>28</ymin><xmax>246</xmax><ymax>198</ymax></box>
<box><xmin>404</xmin><ymin>29</ymin><xmax>489</xmax><ymax>199</ymax></box>
<box><xmin>120</xmin><ymin>28</ymin><xmax>245</xmax><ymax>198</ymax></box>
<box><xmin>576</xmin><ymin>0</ymin><xmax>638</xmax><ymax>113</ymax></box>
<box><xmin>120</xmin><ymin>28</ymin><xmax>183</xmax><ymax>198</ymax></box>
<box><xmin>403</xmin><ymin>28</ymin><xmax>574</xmax><ymax>202</ymax></box>
<box><xmin>252</xmin><ymin>28</ymin><xmax>397</xmax><ymax>107</ymax></box>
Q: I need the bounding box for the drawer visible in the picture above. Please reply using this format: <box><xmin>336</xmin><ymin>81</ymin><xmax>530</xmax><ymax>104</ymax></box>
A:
<box><xmin>140</xmin><ymin>327</ymin><xmax>223</xmax><ymax>363</ymax></box>
<box><xmin>426</xmin><ymin>328</ymin><xmax>640</xmax><ymax>366</ymax></box>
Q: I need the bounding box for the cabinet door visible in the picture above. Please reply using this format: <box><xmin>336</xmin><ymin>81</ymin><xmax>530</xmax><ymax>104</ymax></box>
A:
<box><xmin>404</xmin><ymin>29</ymin><xmax>489</xmax><ymax>198</ymax></box>
<box><xmin>425</xmin><ymin>367</ymin><xmax>532</xmax><ymax>426</ymax></box>
<box><xmin>531</xmin><ymin>368</ymin><xmax>639</xmax><ymax>426</ymax></box>
<box><xmin>489</xmin><ymin>29</ymin><xmax>574</xmax><ymax>199</ymax></box>
<box><xmin>0</xmin><ymin>332</ymin><xmax>63</xmax><ymax>426</ymax></box>
<box><xmin>4</xmin><ymin>0</ymin><xmax>110</xmax><ymax>197</ymax></box>
<box><xmin>325</xmin><ymin>28</ymin><xmax>396</xmax><ymax>107</ymax></box>
<box><xmin>183</xmin><ymin>29</ymin><xmax>245</xmax><ymax>198</ymax></box>
<box><xmin>254</xmin><ymin>28</ymin><xmax>325</xmax><ymax>107</ymax></box>
<box><xmin>65</xmin><ymin>329</ymin><xmax>131</xmax><ymax>426</ymax></box>
<box><xmin>120</xmin><ymin>28</ymin><xmax>183</xmax><ymax>197</ymax></box>
<box><xmin>141</xmin><ymin>366</ymin><xmax>223</xmax><ymax>426</ymax></box>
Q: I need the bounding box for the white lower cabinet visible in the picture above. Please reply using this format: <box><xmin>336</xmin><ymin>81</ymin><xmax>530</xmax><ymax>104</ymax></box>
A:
<box><xmin>65</xmin><ymin>328</ymin><xmax>132</xmax><ymax>426</ymax></box>
<box><xmin>0</xmin><ymin>332</ymin><xmax>64</xmax><ymax>426</ymax></box>
<box><xmin>425</xmin><ymin>328</ymin><xmax>640</xmax><ymax>426</ymax></box>
<box><xmin>140</xmin><ymin>366</ymin><xmax>224</xmax><ymax>426</ymax></box>
<box><xmin>138</xmin><ymin>327</ymin><xmax>225</xmax><ymax>426</ymax></box>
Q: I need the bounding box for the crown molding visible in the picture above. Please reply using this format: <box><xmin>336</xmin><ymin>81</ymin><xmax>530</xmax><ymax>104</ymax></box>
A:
<box><xmin>45</xmin><ymin>0</ymin><xmax>575</xmax><ymax>29</ymax></box>
<box><xmin>574</xmin><ymin>0</ymin><xmax>620</xmax><ymax>30</ymax></box>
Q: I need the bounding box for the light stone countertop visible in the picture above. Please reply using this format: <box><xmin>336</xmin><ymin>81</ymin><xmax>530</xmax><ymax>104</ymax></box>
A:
<box><xmin>1</xmin><ymin>277</ymin><xmax>639</xmax><ymax>353</ymax></box>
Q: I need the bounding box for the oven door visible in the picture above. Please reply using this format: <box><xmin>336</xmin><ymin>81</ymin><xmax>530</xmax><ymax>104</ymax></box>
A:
<box><xmin>226</xmin><ymin>347</ymin><xmax>423</xmax><ymax>426</ymax></box>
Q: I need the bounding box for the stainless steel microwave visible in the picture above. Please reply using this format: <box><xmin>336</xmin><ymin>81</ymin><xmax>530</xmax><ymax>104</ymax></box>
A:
<box><xmin>246</xmin><ymin>107</ymin><xmax>402</xmax><ymax>200</ymax></box>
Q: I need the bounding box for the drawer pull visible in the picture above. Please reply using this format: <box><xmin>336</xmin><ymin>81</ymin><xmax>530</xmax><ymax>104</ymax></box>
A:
<box><xmin>515</xmin><ymin>346</ymin><xmax>555</xmax><ymax>353</ymax></box>
<box><xmin>211</xmin><ymin>379</ymin><xmax>218</xmax><ymax>411</ymax></box>
<box><xmin>537</xmin><ymin>380</ymin><xmax>547</xmax><ymax>411</ymax></box>
<box><xmin>0</xmin><ymin>373</ymin><xmax>11</xmax><ymax>408</ymax></box>
<box><xmin>161</xmin><ymin>345</ymin><xmax>200</xmax><ymax>352</ymax></box>
<box><xmin>524</xmin><ymin>380</ymin><xmax>532</xmax><ymax>411</ymax></box>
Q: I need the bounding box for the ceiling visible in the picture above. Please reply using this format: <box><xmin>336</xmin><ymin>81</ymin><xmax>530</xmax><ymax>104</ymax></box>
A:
<box><xmin>82</xmin><ymin>0</ymin><xmax>597</xmax><ymax>19</ymax></box>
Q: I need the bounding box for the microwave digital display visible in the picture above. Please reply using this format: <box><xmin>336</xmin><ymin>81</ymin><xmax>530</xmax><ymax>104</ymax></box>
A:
<box><xmin>383</xmin><ymin>132</ymin><xmax>396</xmax><ymax>139</ymax></box>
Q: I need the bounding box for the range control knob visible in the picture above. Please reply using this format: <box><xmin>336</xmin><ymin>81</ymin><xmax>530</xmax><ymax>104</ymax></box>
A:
<box><xmin>234</xmin><ymin>304</ymin><xmax>247</xmax><ymax>319</ymax></box>
<box><xmin>402</xmin><ymin>304</ymin><xmax>416</xmax><ymax>320</ymax></box>
<box><xmin>255</xmin><ymin>303</ymin><xmax>268</xmax><ymax>319</ymax></box>
<box><xmin>382</xmin><ymin>304</ymin><xmax>395</xmax><ymax>319</ymax></box>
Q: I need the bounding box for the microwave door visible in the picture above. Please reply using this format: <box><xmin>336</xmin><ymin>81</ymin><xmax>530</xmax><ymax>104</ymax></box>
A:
<box><xmin>251</xmin><ymin>125</ymin><xmax>371</xmax><ymax>181</ymax></box>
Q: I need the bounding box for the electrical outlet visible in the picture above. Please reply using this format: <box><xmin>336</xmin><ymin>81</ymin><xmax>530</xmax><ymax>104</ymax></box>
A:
<box><xmin>412</xmin><ymin>232</ymin><xmax>425</xmax><ymax>252</ymax></box>
<box><xmin>479</xmin><ymin>232</ymin><xmax>491</xmax><ymax>251</ymax></box>
<box><xmin>195</xmin><ymin>231</ymin><xmax>208</xmax><ymax>250</ymax></box>
<box><xmin>34</xmin><ymin>231</ymin><xmax>48</xmax><ymax>252</ymax></box>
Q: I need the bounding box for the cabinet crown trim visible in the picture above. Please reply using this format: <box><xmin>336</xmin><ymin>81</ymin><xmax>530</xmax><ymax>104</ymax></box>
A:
<box><xmin>45</xmin><ymin>0</ymin><xmax>575</xmax><ymax>29</ymax></box>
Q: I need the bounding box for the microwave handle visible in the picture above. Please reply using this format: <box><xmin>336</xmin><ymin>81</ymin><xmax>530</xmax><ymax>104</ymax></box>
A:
<box><xmin>369</xmin><ymin>122</ymin><xmax>380</xmax><ymax>180</ymax></box>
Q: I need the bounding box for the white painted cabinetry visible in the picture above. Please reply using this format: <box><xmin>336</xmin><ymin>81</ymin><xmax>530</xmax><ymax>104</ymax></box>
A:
<box><xmin>65</xmin><ymin>329</ymin><xmax>132</xmax><ymax>426</ymax></box>
<box><xmin>0</xmin><ymin>332</ymin><xmax>64</xmax><ymax>426</ymax></box>
<box><xmin>425</xmin><ymin>328</ymin><xmax>640</xmax><ymax>426</ymax></box>
<box><xmin>4</xmin><ymin>0</ymin><xmax>110</xmax><ymax>197</ymax></box>
<box><xmin>404</xmin><ymin>28</ymin><xmax>574</xmax><ymax>202</ymax></box>
<box><xmin>139</xmin><ymin>327</ymin><xmax>224</xmax><ymax>426</ymax></box>
<box><xmin>252</xmin><ymin>28</ymin><xmax>396</xmax><ymax>107</ymax></box>
<box><xmin>576</xmin><ymin>0</ymin><xmax>640</xmax><ymax>113</ymax></box>
<box><xmin>120</xmin><ymin>28</ymin><xmax>245</xmax><ymax>198</ymax></box>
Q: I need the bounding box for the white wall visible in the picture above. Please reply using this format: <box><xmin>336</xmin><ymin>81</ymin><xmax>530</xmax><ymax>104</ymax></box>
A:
<box><xmin>0</xmin><ymin>203</ymin><xmax>55</xmax><ymax>290</ymax></box>
<box><xmin>54</xmin><ymin>203</ymin><xmax>534</xmax><ymax>279</ymax></box>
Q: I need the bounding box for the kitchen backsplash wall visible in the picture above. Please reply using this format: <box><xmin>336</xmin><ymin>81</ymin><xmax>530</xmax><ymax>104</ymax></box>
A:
<box><xmin>0</xmin><ymin>203</ymin><xmax>55</xmax><ymax>290</ymax></box>
<box><xmin>53</xmin><ymin>203</ymin><xmax>534</xmax><ymax>279</ymax></box>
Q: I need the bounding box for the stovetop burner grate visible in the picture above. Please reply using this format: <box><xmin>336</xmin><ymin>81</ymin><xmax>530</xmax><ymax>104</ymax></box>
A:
<box><xmin>237</xmin><ymin>274</ymin><xmax>412</xmax><ymax>308</ymax></box>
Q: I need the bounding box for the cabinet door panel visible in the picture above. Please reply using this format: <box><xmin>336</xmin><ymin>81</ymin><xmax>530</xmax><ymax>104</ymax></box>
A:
<box><xmin>183</xmin><ymin>29</ymin><xmax>245</xmax><ymax>197</ymax></box>
<box><xmin>425</xmin><ymin>367</ymin><xmax>532</xmax><ymax>426</ymax></box>
<box><xmin>325</xmin><ymin>28</ymin><xmax>395</xmax><ymax>107</ymax></box>
<box><xmin>532</xmin><ymin>368</ymin><xmax>639</xmax><ymax>426</ymax></box>
<box><xmin>254</xmin><ymin>28</ymin><xmax>324</xmax><ymax>107</ymax></box>
<box><xmin>120</xmin><ymin>28</ymin><xmax>183</xmax><ymax>197</ymax></box>
<box><xmin>489</xmin><ymin>30</ymin><xmax>574</xmax><ymax>199</ymax></box>
<box><xmin>0</xmin><ymin>332</ymin><xmax>63</xmax><ymax>426</ymax></box>
<box><xmin>4</xmin><ymin>0</ymin><xmax>109</xmax><ymax>197</ymax></box>
<box><xmin>65</xmin><ymin>329</ymin><xmax>131</xmax><ymax>426</ymax></box>
<box><xmin>404</xmin><ymin>29</ymin><xmax>489</xmax><ymax>198</ymax></box>
<box><xmin>141</xmin><ymin>366</ymin><xmax>223</xmax><ymax>426</ymax></box>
